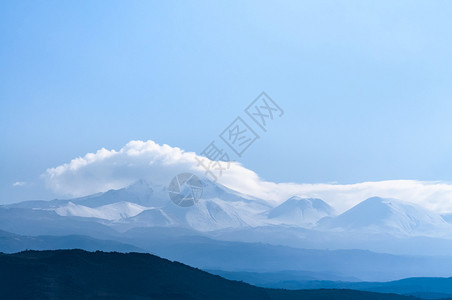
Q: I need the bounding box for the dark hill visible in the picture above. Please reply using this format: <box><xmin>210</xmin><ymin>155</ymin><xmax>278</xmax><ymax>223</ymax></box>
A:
<box><xmin>0</xmin><ymin>249</ymin><xmax>419</xmax><ymax>299</ymax></box>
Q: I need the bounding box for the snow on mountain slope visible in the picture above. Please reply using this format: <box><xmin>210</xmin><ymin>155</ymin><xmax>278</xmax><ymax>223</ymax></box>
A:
<box><xmin>146</xmin><ymin>179</ymin><xmax>272</xmax><ymax>231</ymax></box>
<box><xmin>266</xmin><ymin>197</ymin><xmax>335</xmax><ymax>227</ymax></box>
<box><xmin>38</xmin><ymin>179</ymin><xmax>272</xmax><ymax>231</ymax></box>
<box><xmin>55</xmin><ymin>201</ymin><xmax>148</xmax><ymax>221</ymax></box>
<box><xmin>318</xmin><ymin>196</ymin><xmax>452</xmax><ymax>237</ymax></box>
<box><xmin>72</xmin><ymin>179</ymin><xmax>167</xmax><ymax>208</ymax></box>
<box><xmin>8</xmin><ymin>179</ymin><xmax>452</xmax><ymax>239</ymax></box>
<box><xmin>105</xmin><ymin>198</ymin><xmax>254</xmax><ymax>232</ymax></box>
<box><xmin>149</xmin><ymin>195</ymin><xmax>270</xmax><ymax>232</ymax></box>
<box><xmin>201</xmin><ymin>178</ymin><xmax>267</xmax><ymax>205</ymax></box>
<box><xmin>184</xmin><ymin>200</ymin><xmax>249</xmax><ymax>231</ymax></box>
<box><xmin>107</xmin><ymin>208</ymin><xmax>175</xmax><ymax>232</ymax></box>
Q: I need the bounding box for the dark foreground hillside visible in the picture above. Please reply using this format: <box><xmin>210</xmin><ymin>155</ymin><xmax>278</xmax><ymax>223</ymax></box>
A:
<box><xmin>0</xmin><ymin>250</ymin><xmax>419</xmax><ymax>300</ymax></box>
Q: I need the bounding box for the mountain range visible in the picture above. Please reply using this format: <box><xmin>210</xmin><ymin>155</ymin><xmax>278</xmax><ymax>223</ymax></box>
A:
<box><xmin>0</xmin><ymin>249</ymin><xmax>418</xmax><ymax>300</ymax></box>
<box><xmin>2</xmin><ymin>179</ymin><xmax>452</xmax><ymax>284</ymax></box>
<box><xmin>5</xmin><ymin>179</ymin><xmax>452</xmax><ymax>237</ymax></box>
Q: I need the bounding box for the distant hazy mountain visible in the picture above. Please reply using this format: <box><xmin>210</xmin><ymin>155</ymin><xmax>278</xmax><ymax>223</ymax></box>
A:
<box><xmin>9</xmin><ymin>180</ymin><xmax>452</xmax><ymax>238</ymax></box>
<box><xmin>3</xmin><ymin>180</ymin><xmax>452</xmax><ymax>282</ymax></box>
<box><xmin>318</xmin><ymin>197</ymin><xmax>451</xmax><ymax>237</ymax></box>
<box><xmin>0</xmin><ymin>206</ymin><xmax>117</xmax><ymax>238</ymax></box>
<box><xmin>211</xmin><ymin>271</ymin><xmax>452</xmax><ymax>300</ymax></box>
<box><xmin>4</xmin><ymin>226</ymin><xmax>452</xmax><ymax>282</ymax></box>
<box><xmin>0</xmin><ymin>249</ymin><xmax>419</xmax><ymax>300</ymax></box>
<box><xmin>0</xmin><ymin>230</ymin><xmax>143</xmax><ymax>253</ymax></box>
<box><xmin>115</xmin><ymin>227</ymin><xmax>452</xmax><ymax>281</ymax></box>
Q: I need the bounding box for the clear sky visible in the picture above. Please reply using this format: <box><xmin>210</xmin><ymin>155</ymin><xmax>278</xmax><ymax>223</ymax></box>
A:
<box><xmin>2</xmin><ymin>1</ymin><xmax>452</xmax><ymax>203</ymax></box>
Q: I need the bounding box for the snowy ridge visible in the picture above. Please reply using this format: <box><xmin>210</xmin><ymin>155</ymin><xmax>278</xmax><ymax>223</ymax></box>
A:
<box><xmin>55</xmin><ymin>201</ymin><xmax>149</xmax><ymax>221</ymax></box>
<box><xmin>266</xmin><ymin>196</ymin><xmax>335</xmax><ymax>227</ymax></box>
<box><xmin>318</xmin><ymin>196</ymin><xmax>452</xmax><ymax>237</ymax></box>
<box><xmin>5</xmin><ymin>181</ymin><xmax>452</xmax><ymax>239</ymax></box>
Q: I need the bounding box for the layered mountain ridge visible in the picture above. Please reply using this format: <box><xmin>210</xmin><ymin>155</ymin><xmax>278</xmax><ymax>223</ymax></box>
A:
<box><xmin>3</xmin><ymin>180</ymin><xmax>452</xmax><ymax>237</ymax></box>
<box><xmin>2</xmin><ymin>179</ymin><xmax>452</xmax><ymax>259</ymax></box>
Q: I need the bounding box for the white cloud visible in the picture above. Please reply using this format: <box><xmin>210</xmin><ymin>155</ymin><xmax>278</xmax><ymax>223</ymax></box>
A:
<box><xmin>43</xmin><ymin>140</ymin><xmax>452</xmax><ymax>214</ymax></box>
<box><xmin>12</xmin><ymin>181</ymin><xmax>26</xmax><ymax>187</ymax></box>
<box><xmin>44</xmin><ymin>140</ymin><xmax>198</xmax><ymax>197</ymax></box>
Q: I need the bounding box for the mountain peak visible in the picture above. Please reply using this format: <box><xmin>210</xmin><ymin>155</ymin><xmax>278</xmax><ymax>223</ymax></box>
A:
<box><xmin>267</xmin><ymin>197</ymin><xmax>334</xmax><ymax>226</ymax></box>
<box><xmin>362</xmin><ymin>196</ymin><xmax>395</xmax><ymax>204</ymax></box>
<box><xmin>126</xmin><ymin>179</ymin><xmax>153</xmax><ymax>191</ymax></box>
<box><xmin>320</xmin><ymin>196</ymin><xmax>451</xmax><ymax>236</ymax></box>
<box><xmin>286</xmin><ymin>196</ymin><xmax>334</xmax><ymax>209</ymax></box>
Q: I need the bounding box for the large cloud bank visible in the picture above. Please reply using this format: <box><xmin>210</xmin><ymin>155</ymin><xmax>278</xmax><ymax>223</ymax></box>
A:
<box><xmin>43</xmin><ymin>140</ymin><xmax>452</xmax><ymax>213</ymax></box>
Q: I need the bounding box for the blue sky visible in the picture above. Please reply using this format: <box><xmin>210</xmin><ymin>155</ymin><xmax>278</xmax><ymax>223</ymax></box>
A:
<box><xmin>2</xmin><ymin>1</ymin><xmax>452</xmax><ymax>203</ymax></box>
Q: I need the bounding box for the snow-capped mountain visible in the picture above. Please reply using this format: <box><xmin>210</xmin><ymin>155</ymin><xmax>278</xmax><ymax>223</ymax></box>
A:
<box><xmin>318</xmin><ymin>196</ymin><xmax>452</xmax><ymax>237</ymax></box>
<box><xmin>3</xmin><ymin>181</ymin><xmax>452</xmax><ymax>243</ymax></box>
<box><xmin>5</xmin><ymin>180</ymin><xmax>452</xmax><ymax>280</ymax></box>
<box><xmin>266</xmin><ymin>196</ymin><xmax>335</xmax><ymax>227</ymax></box>
<box><xmin>55</xmin><ymin>201</ymin><xmax>149</xmax><ymax>220</ymax></box>
<box><xmin>74</xmin><ymin>179</ymin><xmax>168</xmax><ymax>208</ymax></box>
<box><xmin>7</xmin><ymin>179</ymin><xmax>273</xmax><ymax>232</ymax></box>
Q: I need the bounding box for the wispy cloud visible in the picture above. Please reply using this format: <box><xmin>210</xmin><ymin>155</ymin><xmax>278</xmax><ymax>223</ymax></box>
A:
<box><xmin>43</xmin><ymin>140</ymin><xmax>452</xmax><ymax>214</ymax></box>
<box><xmin>12</xmin><ymin>181</ymin><xmax>26</xmax><ymax>187</ymax></box>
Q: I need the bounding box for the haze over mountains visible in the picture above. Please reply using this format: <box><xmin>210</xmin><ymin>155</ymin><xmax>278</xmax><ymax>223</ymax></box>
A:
<box><xmin>5</xmin><ymin>179</ymin><xmax>452</xmax><ymax>238</ymax></box>
<box><xmin>319</xmin><ymin>196</ymin><xmax>451</xmax><ymax>237</ymax></box>
<box><xmin>38</xmin><ymin>140</ymin><xmax>452</xmax><ymax>214</ymax></box>
<box><xmin>2</xmin><ymin>178</ymin><xmax>452</xmax><ymax>284</ymax></box>
<box><xmin>0</xmin><ymin>249</ymin><xmax>419</xmax><ymax>300</ymax></box>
